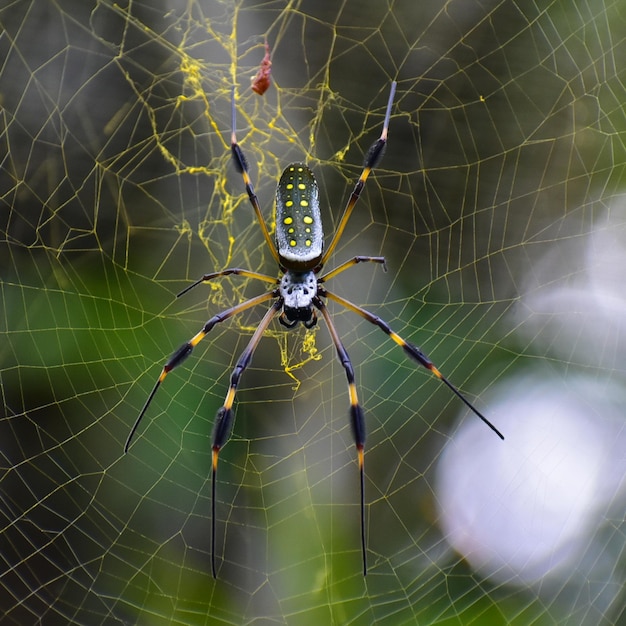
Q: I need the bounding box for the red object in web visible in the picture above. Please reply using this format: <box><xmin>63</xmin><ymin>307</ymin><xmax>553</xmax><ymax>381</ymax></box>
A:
<box><xmin>251</xmin><ymin>41</ymin><xmax>272</xmax><ymax>95</ymax></box>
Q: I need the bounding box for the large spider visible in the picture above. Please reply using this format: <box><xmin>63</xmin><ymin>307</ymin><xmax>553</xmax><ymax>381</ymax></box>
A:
<box><xmin>125</xmin><ymin>82</ymin><xmax>503</xmax><ymax>577</ymax></box>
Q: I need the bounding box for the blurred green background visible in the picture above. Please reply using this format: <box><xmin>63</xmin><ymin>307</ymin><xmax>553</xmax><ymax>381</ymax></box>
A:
<box><xmin>1</xmin><ymin>1</ymin><xmax>624</xmax><ymax>624</ymax></box>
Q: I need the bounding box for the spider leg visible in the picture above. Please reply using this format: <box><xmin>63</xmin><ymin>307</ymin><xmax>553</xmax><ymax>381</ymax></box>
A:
<box><xmin>323</xmin><ymin>289</ymin><xmax>504</xmax><ymax>440</ymax></box>
<box><xmin>211</xmin><ymin>298</ymin><xmax>283</xmax><ymax>577</ymax></box>
<box><xmin>320</xmin><ymin>256</ymin><xmax>387</xmax><ymax>283</ymax></box>
<box><xmin>313</xmin><ymin>296</ymin><xmax>368</xmax><ymax>576</ymax></box>
<box><xmin>177</xmin><ymin>268</ymin><xmax>278</xmax><ymax>298</ymax></box>
<box><xmin>125</xmin><ymin>290</ymin><xmax>277</xmax><ymax>453</ymax></box>
<box><xmin>230</xmin><ymin>86</ymin><xmax>280</xmax><ymax>265</ymax></box>
<box><xmin>320</xmin><ymin>81</ymin><xmax>396</xmax><ymax>266</ymax></box>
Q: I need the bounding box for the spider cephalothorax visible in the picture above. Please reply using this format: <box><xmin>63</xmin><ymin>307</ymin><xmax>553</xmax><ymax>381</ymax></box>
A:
<box><xmin>278</xmin><ymin>269</ymin><xmax>318</xmax><ymax>328</ymax></box>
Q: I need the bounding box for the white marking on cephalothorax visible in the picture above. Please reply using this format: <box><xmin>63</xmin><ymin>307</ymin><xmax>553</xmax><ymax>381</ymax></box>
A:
<box><xmin>279</xmin><ymin>270</ymin><xmax>317</xmax><ymax>309</ymax></box>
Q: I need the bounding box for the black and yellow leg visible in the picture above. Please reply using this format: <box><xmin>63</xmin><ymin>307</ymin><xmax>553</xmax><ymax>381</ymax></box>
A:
<box><xmin>319</xmin><ymin>256</ymin><xmax>387</xmax><ymax>283</ymax></box>
<box><xmin>211</xmin><ymin>298</ymin><xmax>283</xmax><ymax>578</ymax></box>
<box><xmin>323</xmin><ymin>289</ymin><xmax>504</xmax><ymax>441</ymax></box>
<box><xmin>230</xmin><ymin>86</ymin><xmax>280</xmax><ymax>265</ymax></box>
<box><xmin>320</xmin><ymin>81</ymin><xmax>396</xmax><ymax>266</ymax></box>
<box><xmin>177</xmin><ymin>267</ymin><xmax>278</xmax><ymax>298</ymax></box>
<box><xmin>124</xmin><ymin>290</ymin><xmax>277</xmax><ymax>453</ymax></box>
<box><xmin>314</xmin><ymin>296</ymin><xmax>368</xmax><ymax>575</ymax></box>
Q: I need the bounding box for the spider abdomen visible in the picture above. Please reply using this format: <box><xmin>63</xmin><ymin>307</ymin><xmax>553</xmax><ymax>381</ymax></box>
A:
<box><xmin>275</xmin><ymin>163</ymin><xmax>323</xmax><ymax>270</ymax></box>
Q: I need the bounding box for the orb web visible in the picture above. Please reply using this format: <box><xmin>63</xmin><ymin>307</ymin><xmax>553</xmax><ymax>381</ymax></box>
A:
<box><xmin>1</xmin><ymin>1</ymin><xmax>624</xmax><ymax>624</ymax></box>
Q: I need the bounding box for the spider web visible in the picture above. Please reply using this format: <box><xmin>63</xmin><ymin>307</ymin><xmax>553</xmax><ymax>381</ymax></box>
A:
<box><xmin>1</xmin><ymin>1</ymin><xmax>625</xmax><ymax>624</ymax></box>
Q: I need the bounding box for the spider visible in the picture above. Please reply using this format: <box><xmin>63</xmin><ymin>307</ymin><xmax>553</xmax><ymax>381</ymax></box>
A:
<box><xmin>125</xmin><ymin>81</ymin><xmax>504</xmax><ymax>578</ymax></box>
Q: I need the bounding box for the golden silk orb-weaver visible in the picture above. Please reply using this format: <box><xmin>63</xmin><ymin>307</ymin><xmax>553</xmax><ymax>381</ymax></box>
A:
<box><xmin>125</xmin><ymin>81</ymin><xmax>504</xmax><ymax>578</ymax></box>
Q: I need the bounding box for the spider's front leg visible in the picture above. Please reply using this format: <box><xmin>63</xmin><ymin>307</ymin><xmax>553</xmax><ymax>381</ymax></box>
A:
<box><xmin>210</xmin><ymin>299</ymin><xmax>283</xmax><ymax>578</ymax></box>
<box><xmin>313</xmin><ymin>295</ymin><xmax>368</xmax><ymax>576</ymax></box>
